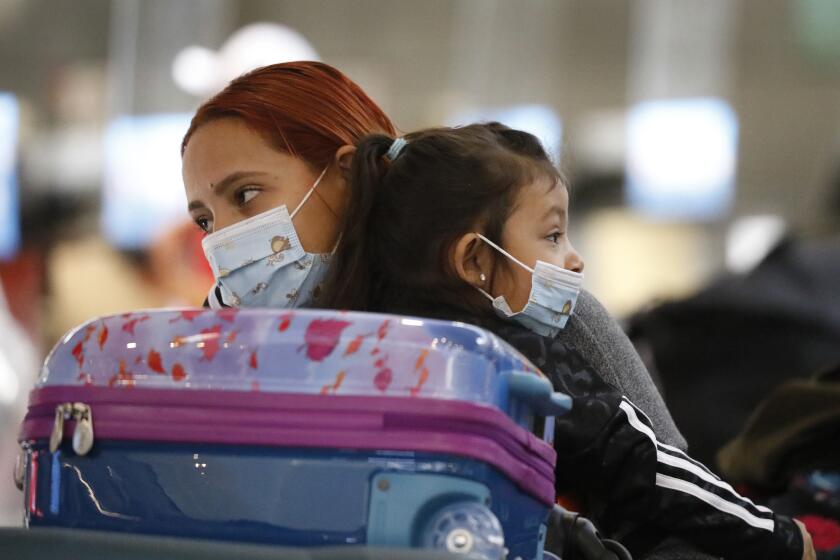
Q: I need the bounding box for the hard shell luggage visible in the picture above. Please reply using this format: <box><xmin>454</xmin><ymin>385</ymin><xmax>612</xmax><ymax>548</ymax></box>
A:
<box><xmin>18</xmin><ymin>308</ymin><xmax>572</xmax><ymax>560</ymax></box>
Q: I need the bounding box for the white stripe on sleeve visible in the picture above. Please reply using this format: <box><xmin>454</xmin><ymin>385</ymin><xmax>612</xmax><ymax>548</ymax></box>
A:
<box><xmin>618</xmin><ymin>400</ymin><xmax>775</xmax><ymax>520</ymax></box>
<box><xmin>657</xmin><ymin>441</ymin><xmax>719</xmax><ymax>478</ymax></box>
<box><xmin>618</xmin><ymin>399</ymin><xmax>658</xmax><ymax>443</ymax></box>
<box><xmin>656</xmin><ymin>473</ymin><xmax>775</xmax><ymax>532</ymax></box>
<box><xmin>654</xmin><ymin>451</ymin><xmax>774</xmax><ymax>516</ymax></box>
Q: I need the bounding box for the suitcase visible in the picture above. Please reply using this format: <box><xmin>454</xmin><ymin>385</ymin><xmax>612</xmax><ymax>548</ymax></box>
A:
<box><xmin>18</xmin><ymin>308</ymin><xmax>571</xmax><ymax>560</ymax></box>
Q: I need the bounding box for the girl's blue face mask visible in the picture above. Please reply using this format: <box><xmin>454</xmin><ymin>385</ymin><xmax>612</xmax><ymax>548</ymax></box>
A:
<box><xmin>202</xmin><ymin>168</ymin><xmax>331</xmax><ymax>309</ymax></box>
<box><xmin>476</xmin><ymin>234</ymin><xmax>584</xmax><ymax>338</ymax></box>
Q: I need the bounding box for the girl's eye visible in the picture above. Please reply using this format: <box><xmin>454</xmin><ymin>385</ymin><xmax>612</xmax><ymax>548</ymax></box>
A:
<box><xmin>196</xmin><ymin>217</ymin><xmax>213</xmax><ymax>233</ymax></box>
<box><xmin>547</xmin><ymin>232</ymin><xmax>563</xmax><ymax>244</ymax></box>
<box><xmin>235</xmin><ymin>187</ymin><xmax>260</xmax><ymax>206</ymax></box>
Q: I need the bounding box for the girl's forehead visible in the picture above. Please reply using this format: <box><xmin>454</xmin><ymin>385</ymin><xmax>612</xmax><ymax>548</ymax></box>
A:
<box><xmin>515</xmin><ymin>176</ymin><xmax>568</xmax><ymax>214</ymax></box>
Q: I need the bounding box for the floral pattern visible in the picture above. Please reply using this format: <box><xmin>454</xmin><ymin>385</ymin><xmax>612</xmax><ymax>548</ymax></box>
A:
<box><xmin>39</xmin><ymin>309</ymin><xmax>542</xmax><ymax>408</ymax></box>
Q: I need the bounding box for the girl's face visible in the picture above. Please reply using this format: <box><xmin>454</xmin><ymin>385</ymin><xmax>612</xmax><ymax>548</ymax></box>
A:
<box><xmin>489</xmin><ymin>177</ymin><xmax>584</xmax><ymax>312</ymax></box>
<box><xmin>182</xmin><ymin>118</ymin><xmax>346</xmax><ymax>253</ymax></box>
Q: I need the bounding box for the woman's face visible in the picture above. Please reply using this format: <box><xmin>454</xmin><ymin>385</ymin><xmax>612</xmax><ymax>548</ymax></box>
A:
<box><xmin>490</xmin><ymin>177</ymin><xmax>584</xmax><ymax>312</ymax></box>
<box><xmin>182</xmin><ymin>118</ymin><xmax>345</xmax><ymax>253</ymax></box>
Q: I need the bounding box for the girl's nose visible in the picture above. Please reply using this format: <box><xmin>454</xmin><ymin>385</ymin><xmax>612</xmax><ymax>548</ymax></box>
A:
<box><xmin>567</xmin><ymin>246</ymin><xmax>584</xmax><ymax>274</ymax></box>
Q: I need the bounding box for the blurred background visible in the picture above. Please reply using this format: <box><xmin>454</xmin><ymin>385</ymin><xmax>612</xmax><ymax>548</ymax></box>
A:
<box><xmin>0</xmin><ymin>0</ymin><xmax>839</xmax><ymax>527</ymax></box>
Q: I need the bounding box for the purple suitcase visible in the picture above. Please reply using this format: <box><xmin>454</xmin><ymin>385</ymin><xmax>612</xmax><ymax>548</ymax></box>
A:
<box><xmin>18</xmin><ymin>308</ymin><xmax>571</xmax><ymax>560</ymax></box>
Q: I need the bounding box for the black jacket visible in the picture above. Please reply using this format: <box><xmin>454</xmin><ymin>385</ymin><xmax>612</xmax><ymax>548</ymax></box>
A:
<box><xmin>490</xmin><ymin>320</ymin><xmax>803</xmax><ymax>560</ymax></box>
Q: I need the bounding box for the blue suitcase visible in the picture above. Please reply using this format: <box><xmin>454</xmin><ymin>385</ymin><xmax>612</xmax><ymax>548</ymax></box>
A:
<box><xmin>18</xmin><ymin>308</ymin><xmax>571</xmax><ymax>560</ymax></box>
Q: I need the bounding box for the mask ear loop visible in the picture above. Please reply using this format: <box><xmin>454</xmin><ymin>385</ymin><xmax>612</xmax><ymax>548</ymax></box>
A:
<box><xmin>290</xmin><ymin>166</ymin><xmax>330</xmax><ymax>220</ymax></box>
<box><xmin>291</xmin><ymin>166</ymin><xmax>341</xmax><ymax>256</ymax></box>
<box><xmin>475</xmin><ymin>234</ymin><xmax>535</xmax><ymax>274</ymax></box>
<box><xmin>329</xmin><ymin>232</ymin><xmax>343</xmax><ymax>255</ymax></box>
<box><xmin>477</xmin><ymin>286</ymin><xmax>496</xmax><ymax>303</ymax></box>
<box><xmin>473</xmin><ymin>233</ymin><xmax>533</xmax><ymax>303</ymax></box>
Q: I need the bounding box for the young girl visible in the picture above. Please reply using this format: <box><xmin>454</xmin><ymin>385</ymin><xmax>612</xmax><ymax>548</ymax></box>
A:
<box><xmin>322</xmin><ymin>123</ymin><xmax>813</xmax><ymax>560</ymax></box>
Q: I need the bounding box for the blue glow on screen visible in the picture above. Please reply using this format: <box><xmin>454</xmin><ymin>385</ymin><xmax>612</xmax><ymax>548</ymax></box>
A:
<box><xmin>102</xmin><ymin>113</ymin><xmax>193</xmax><ymax>249</ymax></box>
<box><xmin>0</xmin><ymin>93</ymin><xmax>20</xmax><ymax>260</ymax></box>
<box><xmin>626</xmin><ymin>98</ymin><xmax>738</xmax><ymax>221</ymax></box>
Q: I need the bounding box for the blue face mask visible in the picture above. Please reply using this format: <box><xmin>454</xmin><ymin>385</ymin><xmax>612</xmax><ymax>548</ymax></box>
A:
<box><xmin>476</xmin><ymin>234</ymin><xmax>584</xmax><ymax>338</ymax></box>
<box><xmin>202</xmin><ymin>168</ymin><xmax>332</xmax><ymax>309</ymax></box>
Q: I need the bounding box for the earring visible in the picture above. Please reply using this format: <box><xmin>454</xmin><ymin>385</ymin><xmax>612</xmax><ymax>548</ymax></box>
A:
<box><xmin>479</xmin><ymin>273</ymin><xmax>487</xmax><ymax>283</ymax></box>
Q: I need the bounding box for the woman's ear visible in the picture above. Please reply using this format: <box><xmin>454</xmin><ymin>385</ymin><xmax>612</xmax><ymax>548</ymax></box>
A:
<box><xmin>452</xmin><ymin>233</ymin><xmax>490</xmax><ymax>288</ymax></box>
<box><xmin>335</xmin><ymin>145</ymin><xmax>356</xmax><ymax>179</ymax></box>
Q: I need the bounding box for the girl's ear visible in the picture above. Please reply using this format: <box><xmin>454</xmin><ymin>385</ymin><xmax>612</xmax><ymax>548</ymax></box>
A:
<box><xmin>335</xmin><ymin>145</ymin><xmax>356</xmax><ymax>179</ymax></box>
<box><xmin>452</xmin><ymin>233</ymin><xmax>491</xmax><ymax>288</ymax></box>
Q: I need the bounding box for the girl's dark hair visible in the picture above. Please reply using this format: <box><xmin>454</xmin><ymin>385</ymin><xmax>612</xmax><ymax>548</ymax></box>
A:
<box><xmin>322</xmin><ymin>122</ymin><xmax>561</xmax><ymax>321</ymax></box>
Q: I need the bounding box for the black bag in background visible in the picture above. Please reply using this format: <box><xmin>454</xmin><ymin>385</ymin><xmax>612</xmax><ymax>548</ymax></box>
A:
<box><xmin>627</xmin><ymin>235</ymin><xmax>840</xmax><ymax>467</ymax></box>
<box><xmin>717</xmin><ymin>363</ymin><xmax>840</xmax><ymax>558</ymax></box>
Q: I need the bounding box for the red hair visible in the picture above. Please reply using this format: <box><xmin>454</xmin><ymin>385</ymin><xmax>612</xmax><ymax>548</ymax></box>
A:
<box><xmin>182</xmin><ymin>61</ymin><xmax>395</xmax><ymax>167</ymax></box>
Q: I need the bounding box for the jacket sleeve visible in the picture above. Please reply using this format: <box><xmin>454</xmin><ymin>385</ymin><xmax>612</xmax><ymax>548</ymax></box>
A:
<box><xmin>560</xmin><ymin>395</ymin><xmax>803</xmax><ymax>560</ymax></box>
<box><xmin>497</xmin><ymin>326</ymin><xmax>803</xmax><ymax>560</ymax></box>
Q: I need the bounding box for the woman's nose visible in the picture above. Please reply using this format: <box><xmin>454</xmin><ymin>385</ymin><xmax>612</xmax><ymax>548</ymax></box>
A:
<box><xmin>209</xmin><ymin>208</ymin><xmax>239</xmax><ymax>234</ymax></box>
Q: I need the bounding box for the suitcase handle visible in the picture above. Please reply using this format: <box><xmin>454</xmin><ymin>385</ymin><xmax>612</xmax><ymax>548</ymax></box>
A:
<box><xmin>507</xmin><ymin>372</ymin><xmax>572</xmax><ymax>417</ymax></box>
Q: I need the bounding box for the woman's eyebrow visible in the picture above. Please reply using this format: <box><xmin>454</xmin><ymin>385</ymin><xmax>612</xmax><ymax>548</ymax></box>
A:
<box><xmin>188</xmin><ymin>171</ymin><xmax>269</xmax><ymax>212</ymax></box>
<box><xmin>210</xmin><ymin>170</ymin><xmax>268</xmax><ymax>193</ymax></box>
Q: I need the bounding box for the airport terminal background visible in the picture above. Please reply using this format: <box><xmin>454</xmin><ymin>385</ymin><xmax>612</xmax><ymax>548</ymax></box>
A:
<box><xmin>0</xmin><ymin>0</ymin><xmax>839</xmax><ymax>528</ymax></box>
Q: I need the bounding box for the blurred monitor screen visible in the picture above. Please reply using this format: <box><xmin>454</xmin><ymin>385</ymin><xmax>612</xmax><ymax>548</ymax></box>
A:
<box><xmin>447</xmin><ymin>104</ymin><xmax>563</xmax><ymax>162</ymax></box>
<box><xmin>0</xmin><ymin>93</ymin><xmax>20</xmax><ymax>260</ymax></box>
<box><xmin>626</xmin><ymin>98</ymin><xmax>738</xmax><ymax>221</ymax></box>
<box><xmin>102</xmin><ymin>113</ymin><xmax>192</xmax><ymax>249</ymax></box>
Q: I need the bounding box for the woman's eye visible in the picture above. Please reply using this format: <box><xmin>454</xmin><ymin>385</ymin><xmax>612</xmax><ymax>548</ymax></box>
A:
<box><xmin>547</xmin><ymin>232</ymin><xmax>563</xmax><ymax>244</ymax></box>
<box><xmin>235</xmin><ymin>187</ymin><xmax>260</xmax><ymax>206</ymax></box>
<box><xmin>196</xmin><ymin>217</ymin><xmax>212</xmax><ymax>233</ymax></box>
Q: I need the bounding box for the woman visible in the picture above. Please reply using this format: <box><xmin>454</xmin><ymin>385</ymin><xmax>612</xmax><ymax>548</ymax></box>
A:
<box><xmin>182</xmin><ymin>61</ymin><xmax>393</xmax><ymax>309</ymax></box>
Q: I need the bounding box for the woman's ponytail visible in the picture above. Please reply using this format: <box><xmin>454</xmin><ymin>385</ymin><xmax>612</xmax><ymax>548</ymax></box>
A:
<box><xmin>321</xmin><ymin>134</ymin><xmax>394</xmax><ymax>310</ymax></box>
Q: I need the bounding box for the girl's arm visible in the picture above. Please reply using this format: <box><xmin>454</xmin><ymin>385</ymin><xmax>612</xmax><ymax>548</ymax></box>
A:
<box><xmin>495</xmin><ymin>324</ymin><xmax>806</xmax><ymax>560</ymax></box>
<box><xmin>561</xmin><ymin>395</ymin><xmax>805</xmax><ymax>560</ymax></box>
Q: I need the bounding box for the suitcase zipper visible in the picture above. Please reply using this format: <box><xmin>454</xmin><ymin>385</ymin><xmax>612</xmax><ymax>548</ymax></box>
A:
<box><xmin>49</xmin><ymin>402</ymin><xmax>94</xmax><ymax>456</ymax></box>
<box><xmin>26</xmin><ymin>393</ymin><xmax>555</xmax><ymax>503</ymax></box>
